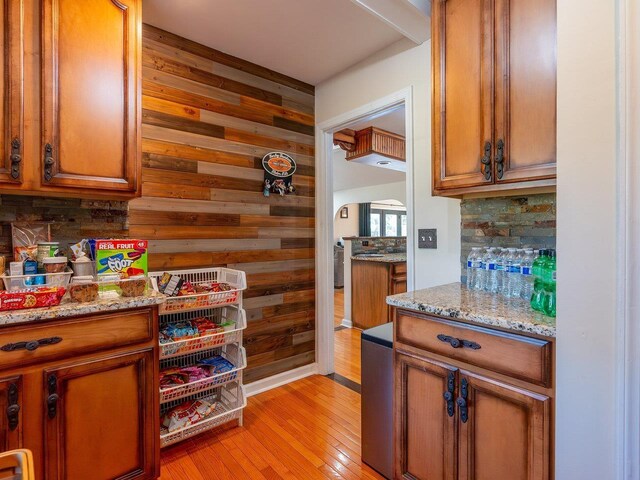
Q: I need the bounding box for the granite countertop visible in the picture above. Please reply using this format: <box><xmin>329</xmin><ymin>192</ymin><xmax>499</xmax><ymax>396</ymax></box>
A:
<box><xmin>351</xmin><ymin>253</ymin><xmax>407</xmax><ymax>263</ymax></box>
<box><xmin>387</xmin><ymin>282</ymin><xmax>555</xmax><ymax>337</ymax></box>
<box><xmin>0</xmin><ymin>291</ymin><xmax>166</xmax><ymax>326</ymax></box>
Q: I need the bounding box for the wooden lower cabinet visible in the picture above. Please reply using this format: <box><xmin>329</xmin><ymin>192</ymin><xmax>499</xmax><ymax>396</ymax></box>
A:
<box><xmin>458</xmin><ymin>371</ymin><xmax>550</xmax><ymax>480</ymax></box>
<box><xmin>394</xmin><ymin>309</ymin><xmax>553</xmax><ymax>480</ymax></box>
<box><xmin>395</xmin><ymin>352</ymin><xmax>457</xmax><ymax>480</ymax></box>
<box><xmin>0</xmin><ymin>307</ymin><xmax>159</xmax><ymax>480</ymax></box>
<box><xmin>43</xmin><ymin>350</ymin><xmax>157</xmax><ymax>480</ymax></box>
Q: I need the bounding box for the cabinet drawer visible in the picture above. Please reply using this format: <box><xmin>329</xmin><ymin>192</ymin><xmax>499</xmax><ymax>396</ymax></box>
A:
<box><xmin>396</xmin><ymin>311</ymin><xmax>552</xmax><ymax>386</ymax></box>
<box><xmin>392</xmin><ymin>263</ymin><xmax>407</xmax><ymax>276</ymax></box>
<box><xmin>0</xmin><ymin>309</ymin><xmax>154</xmax><ymax>370</ymax></box>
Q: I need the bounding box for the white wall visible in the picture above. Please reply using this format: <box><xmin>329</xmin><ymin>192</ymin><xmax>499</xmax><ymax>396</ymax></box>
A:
<box><xmin>556</xmin><ymin>0</ymin><xmax>619</xmax><ymax>478</ymax></box>
<box><xmin>317</xmin><ymin>39</ymin><xmax>461</xmax><ymax>289</ymax></box>
<box><xmin>334</xmin><ymin>203</ymin><xmax>359</xmax><ymax>242</ymax></box>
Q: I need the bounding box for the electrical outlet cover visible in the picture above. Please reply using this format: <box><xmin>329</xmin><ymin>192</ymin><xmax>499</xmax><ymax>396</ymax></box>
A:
<box><xmin>418</xmin><ymin>229</ymin><xmax>437</xmax><ymax>249</ymax></box>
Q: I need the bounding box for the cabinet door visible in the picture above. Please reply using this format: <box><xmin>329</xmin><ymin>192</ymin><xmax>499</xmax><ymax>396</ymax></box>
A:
<box><xmin>43</xmin><ymin>350</ymin><xmax>158</xmax><ymax>480</ymax></box>
<box><xmin>41</xmin><ymin>0</ymin><xmax>141</xmax><ymax>194</ymax></box>
<box><xmin>494</xmin><ymin>0</ymin><xmax>556</xmax><ymax>183</ymax></box>
<box><xmin>0</xmin><ymin>376</ymin><xmax>23</xmax><ymax>451</ymax></box>
<box><xmin>395</xmin><ymin>352</ymin><xmax>457</xmax><ymax>480</ymax></box>
<box><xmin>432</xmin><ymin>0</ymin><xmax>494</xmax><ymax>192</ymax></box>
<box><xmin>458</xmin><ymin>371</ymin><xmax>550</xmax><ymax>480</ymax></box>
<box><xmin>0</xmin><ymin>0</ymin><xmax>24</xmax><ymax>186</ymax></box>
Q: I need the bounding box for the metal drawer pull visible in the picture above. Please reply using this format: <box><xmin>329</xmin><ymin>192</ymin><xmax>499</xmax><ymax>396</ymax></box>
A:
<box><xmin>437</xmin><ymin>334</ymin><xmax>481</xmax><ymax>350</ymax></box>
<box><xmin>10</xmin><ymin>138</ymin><xmax>21</xmax><ymax>180</ymax></box>
<box><xmin>480</xmin><ymin>141</ymin><xmax>492</xmax><ymax>181</ymax></box>
<box><xmin>7</xmin><ymin>383</ymin><xmax>19</xmax><ymax>431</ymax></box>
<box><xmin>0</xmin><ymin>336</ymin><xmax>62</xmax><ymax>352</ymax></box>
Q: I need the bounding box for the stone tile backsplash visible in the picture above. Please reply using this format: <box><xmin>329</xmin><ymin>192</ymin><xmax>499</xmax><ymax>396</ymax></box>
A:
<box><xmin>0</xmin><ymin>195</ymin><xmax>129</xmax><ymax>260</ymax></box>
<box><xmin>460</xmin><ymin>193</ymin><xmax>556</xmax><ymax>281</ymax></box>
<box><xmin>351</xmin><ymin>237</ymin><xmax>406</xmax><ymax>255</ymax></box>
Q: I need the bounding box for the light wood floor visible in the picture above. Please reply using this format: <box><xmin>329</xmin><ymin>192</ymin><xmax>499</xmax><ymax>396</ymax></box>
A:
<box><xmin>334</xmin><ymin>327</ymin><xmax>362</xmax><ymax>385</ymax></box>
<box><xmin>334</xmin><ymin>289</ymin><xmax>345</xmax><ymax>327</ymax></box>
<box><xmin>159</xmin><ymin>375</ymin><xmax>384</xmax><ymax>480</ymax></box>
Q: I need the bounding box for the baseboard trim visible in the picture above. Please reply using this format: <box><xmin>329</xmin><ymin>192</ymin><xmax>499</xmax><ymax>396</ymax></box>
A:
<box><xmin>245</xmin><ymin>363</ymin><xmax>318</xmax><ymax>397</ymax></box>
<box><xmin>341</xmin><ymin>318</ymin><xmax>353</xmax><ymax>328</ymax></box>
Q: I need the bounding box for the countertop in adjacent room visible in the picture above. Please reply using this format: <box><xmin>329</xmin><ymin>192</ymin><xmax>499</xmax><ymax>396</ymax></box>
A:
<box><xmin>0</xmin><ymin>291</ymin><xmax>166</xmax><ymax>326</ymax></box>
<box><xmin>351</xmin><ymin>253</ymin><xmax>407</xmax><ymax>263</ymax></box>
<box><xmin>387</xmin><ymin>282</ymin><xmax>556</xmax><ymax>337</ymax></box>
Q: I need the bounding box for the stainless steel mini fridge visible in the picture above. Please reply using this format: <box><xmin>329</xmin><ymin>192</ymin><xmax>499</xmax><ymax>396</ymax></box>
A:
<box><xmin>361</xmin><ymin>322</ymin><xmax>393</xmax><ymax>479</ymax></box>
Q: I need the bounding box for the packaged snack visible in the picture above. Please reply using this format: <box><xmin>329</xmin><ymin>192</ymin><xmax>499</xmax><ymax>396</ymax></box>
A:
<box><xmin>68</xmin><ymin>283</ymin><xmax>99</xmax><ymax>303</ymax></box>
<box><xmin>12</xmin><ymin>223</ymin><xmax>50</xmax><ymax>262</ymax></box>
<box><xmin>162</xmin><ymin>399</ymin><xmax>216</xmax><ymax>432</ymax></box>
<box><xmin>43</xmin><ymin>257</ymin><xmax>67</xmax><ymax>273</ymax></box>
<box><xmin>192</xmin><ymin>317</ymin><xmax>222</xmax><ymax>335</ymax></box>
<box><xmin>95</xmin><ymin>240</ymin><xmax>148</xmax><ymax>279</ymax></box>
<box><xmin>198</xmin><ymin>356</ymin><xmax>235</xmax><ymax>375</ymax></box>
<box><xmin>119</xmin><ymin>278</ymin><xmax>147</xmax><ymax>297</ymax></box>
<box><xmin>0</xmin><ymin>287</ymin><xmax>66</xmax><ymax>311</ymax></box>
<box><xmin>157</xmin><ymin>273</ymin><xmax>184</xmax><ymax>297</ymax></box>
<box><xmin>37</xmin><ymin>242</ymin><xmax>60</xmax><ymax>270</ymax></box>
<box><xmin>178</xmin><ymin>281</ymin><xmax>196</xmax><ymax>296</ymax></box>
<box><xmin>161</xmin><ymin>321</ymin><xmax>199</xmax><ymax>341</ymax></box>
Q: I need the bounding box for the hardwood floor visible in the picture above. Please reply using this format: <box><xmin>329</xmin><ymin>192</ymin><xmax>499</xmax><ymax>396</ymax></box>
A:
<box><xmin>334</xmin><ymin>327</ymin><xmax>362</xmax><ymax>385</ymax></box>
<box><xmin>159</xmin><ymin>375</ymin><xmax>384</xmax><ymax>479</ymax></box>
<box><xmin>334</xmin><ymin>288</ymin><xmax>345</xmax><ymax>327</ymax></box>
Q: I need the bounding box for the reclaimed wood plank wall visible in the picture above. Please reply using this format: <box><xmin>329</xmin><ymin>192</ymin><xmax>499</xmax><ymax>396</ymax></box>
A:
<box><xmin>132</xmin><ymin>24</ymin><xmax>316</xmax><ymax>383</ymax></box>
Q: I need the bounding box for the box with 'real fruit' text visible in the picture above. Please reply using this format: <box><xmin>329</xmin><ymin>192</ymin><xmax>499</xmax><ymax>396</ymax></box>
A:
<box><xmin>95</xmin><ymin>239</ymin><xmax>148</xmax><ymax>279</ymax></box>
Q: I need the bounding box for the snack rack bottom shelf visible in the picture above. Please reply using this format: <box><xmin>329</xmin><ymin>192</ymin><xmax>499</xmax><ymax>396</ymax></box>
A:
<box><xmin>150</xmin><ymin>268</ymin><xmax>247</xmax><ymax>447</ymax></box>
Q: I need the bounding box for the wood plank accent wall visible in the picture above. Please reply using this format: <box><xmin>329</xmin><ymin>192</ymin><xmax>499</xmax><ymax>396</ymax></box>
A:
<box><xmin>133</xmin><ymin>24</ymin><xmax>316</xmax><ymax>383</ymax></box>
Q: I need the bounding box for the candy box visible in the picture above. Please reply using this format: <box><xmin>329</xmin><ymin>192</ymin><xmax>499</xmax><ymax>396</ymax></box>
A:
<box><xmin>95</xmin><ymin>240</ymin><xmax>148</xmax><ymax>279</ymax></box>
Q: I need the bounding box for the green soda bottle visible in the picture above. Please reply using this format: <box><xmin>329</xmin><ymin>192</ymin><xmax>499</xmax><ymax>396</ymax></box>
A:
<box><xmin>542</xmin><ymin>250</ymin><xmax>556</xmax><ymax>317</ymax></box>
<box><xmin>530</xmin><ymin>250</ymin><xmax>548</xmax><ymax>312</ymax></box>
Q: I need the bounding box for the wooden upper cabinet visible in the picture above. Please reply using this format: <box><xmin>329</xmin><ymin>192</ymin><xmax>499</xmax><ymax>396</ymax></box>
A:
<box><xmin>494</xmin><ymin>0</ymin><xmax>557</xmax><ymax>184</ymax></box>
<box><xmin>43</xmin><ymin>349</ymin><xmax>157</xmax><ymax>480</ymax></box>
<box><xmin>0</xmin><ymin>0</ymin><xmax>24</xmax><ymax>186</ymax></box>
<box><xmin>432</xmin><ymin>0</ymin><xmax>493</xmax><ymax>192</ymax></box>
<box><xmin>41</xmin><ymin>0</ymin><xmax>141</xmax><ymax>194</ymax></box>
<box><xmin>458</xmin><ymin>371</ymin><xmax>550</xmax><ymax>480</ymax></box>
<box><xmin>395</xmin><ymin>352</ymin><xmax>457</xmax><ymax>480</ymax></box>
<box><xmin>432</xmin><ymin>0</ymin><xmax>557</xmax><ymax>196</ymax></box>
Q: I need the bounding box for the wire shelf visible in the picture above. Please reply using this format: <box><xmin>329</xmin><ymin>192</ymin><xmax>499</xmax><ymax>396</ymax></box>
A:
<box><xmin>160</xmin><ymin>383</ymin><xmax>246</xmax><ymax>448</ymax></box>
<box><xmin>159</xmin><ymin>344</ymin><xmax>246</xmax><ymax>403</ymax></box>
<box><xmin>149</xmin><ymin>268</ymin><xmax>246</xmax><ymax>314</ymax></box>
<box><xmin>159</xmin><ymin>306</ymin><xmax>246</xmax><ymax>359</ymax></box>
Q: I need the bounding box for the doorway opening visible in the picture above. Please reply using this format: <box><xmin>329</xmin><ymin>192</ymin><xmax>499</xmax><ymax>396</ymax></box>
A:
<box><xmin>316</xmin><ymin>88</ymin><xmax>414</xmax><ymax>377</ymax></box>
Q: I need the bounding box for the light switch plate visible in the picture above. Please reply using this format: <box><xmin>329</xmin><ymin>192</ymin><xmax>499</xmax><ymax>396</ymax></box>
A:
<box><xmin>418</xmin><ymin>229</ymin><xmax>437</xmax><ymax>249</ymax></box>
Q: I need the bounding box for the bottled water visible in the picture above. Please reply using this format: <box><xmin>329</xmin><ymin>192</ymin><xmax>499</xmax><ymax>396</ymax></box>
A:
<box><xmin>530</xmin><ymin>250</ymin><xmax>548</xmax><ymax>311</ymax></box>
<box><xmin>482</xmin><ymin>248</ymin><xmax>497</xmax><ymax>292</ymax></box>
<box><xmin>520</xmin><ymin>249</ymin><xmax>535</xmax><ymax>300</ymax></box>
<box><xmin>466</xmin><ymin>247</ymin><xmax>481</xmax><ymax>289</ymax></box>
<box><xmin>495</xmin><ymin>248</ymin><xmax>507</xmax><ymax>295</ymax></box>
<box><xmin>503</xmin><ymin>248</ymin><xmax>519</xmax><ymax>297</ymax></box>
<box><xmin>510</xmin><ymin>249</ymin><xmax>524</xmax><ymax>298</ymax></box>
<box><xmin>475</xmin><ymin>248</ymin><xmax>488</xmax><ymax>290</ymax></box>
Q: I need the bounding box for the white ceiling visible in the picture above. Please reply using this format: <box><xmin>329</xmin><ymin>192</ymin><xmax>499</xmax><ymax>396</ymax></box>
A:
<box><xmin>333</xmin><ymin>106</ymin><xmax>406</xmax><ymax>191</ymax></box>
<box><xmin>143</xmin><ymin>0</ymin><xmax>406</xmax><ymax>85</ymax></box>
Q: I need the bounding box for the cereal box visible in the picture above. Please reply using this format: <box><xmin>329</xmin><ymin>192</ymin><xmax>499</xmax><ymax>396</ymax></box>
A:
<box><xmin>95</xmin><ymin>239</ymin><xmax>148</xmax><ymax>279</ymax></box>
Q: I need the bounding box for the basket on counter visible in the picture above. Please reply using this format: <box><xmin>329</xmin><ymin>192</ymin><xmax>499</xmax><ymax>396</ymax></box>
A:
<box><xmin>149</xmin><ymin>268</ymin><xmax>246</xmax><ymax>314</ymax></box>
<box><xmin>1</xmin><ymin>267</ymin><xmax>73</xmax><ymax>290</ymax></box>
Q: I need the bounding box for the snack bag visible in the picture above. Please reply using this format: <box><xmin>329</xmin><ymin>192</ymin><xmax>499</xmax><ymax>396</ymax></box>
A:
<box><xmin>95</xmin><ymin>240</ymin><xmax>148</xmax><ymax>279</ymax></box>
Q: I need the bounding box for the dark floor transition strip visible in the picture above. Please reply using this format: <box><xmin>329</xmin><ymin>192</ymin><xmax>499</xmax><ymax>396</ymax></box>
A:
<box><xmin>326</xmin><ymin>373</ymin><xmax>361</xmax><ymax>394</ymax></box>
<box><xmin>334</xmin><ymin>325</ymin><xmax>348</xmax><ymax>332</ymax></box>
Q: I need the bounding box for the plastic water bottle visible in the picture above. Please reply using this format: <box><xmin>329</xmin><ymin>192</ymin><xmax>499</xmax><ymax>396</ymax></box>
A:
<box><xmin>520</xmin><ymin>249</ymin><xmax>535</xmax><ymax>300</ymax></box>
<box><xmin>466</xmin><ymin>247</ymin><xmax>481</xmax><ymax>289</ymax></box>
<box><xmin>475</xmin><ymin>248</ymin><xmax>488</xmax><ymax>290</ymax></box>
<box><xmin>542</xmin><ymin>250</ymin><xmax>557</xmax><ymax>317</ymax></box>
<box><xmin>482</xmin><ymin>248</ymin><xmax>497</xmax><ymax>291</ymax></box>
<box><xmin>495</xmin><ymin>248</ymin><xmax>507</xmax><ymax>295</ymax></box>
<box><xmin>530</xmin><ymin>250</ymin><xmax>548</xmax><ymax>311</ymax></box>
<box><xmin>503</xmin><ymin>248</ymin><xmax>518</xmax><ymax>297</ymax></box>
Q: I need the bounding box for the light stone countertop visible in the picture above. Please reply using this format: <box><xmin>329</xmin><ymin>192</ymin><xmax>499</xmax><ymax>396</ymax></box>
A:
<box><xmin>0</xmin><ymin>290</ymin><xmax>166</xmax><ymax>326</ymax></box>
<box><xmin>387</xmin><ymin>282</ymin><xmax>556</xmax><ymax>337</ymax></box>
<box><xmin>351</xmin><ymin>253</ymin><xmax>407</xmax><ymax>263</ymax></box>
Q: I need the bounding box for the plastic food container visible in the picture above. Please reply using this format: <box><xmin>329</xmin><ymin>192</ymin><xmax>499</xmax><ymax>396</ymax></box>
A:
<box><xmin>43</xmin><ymin>257</ymin><xmax>68</xmax><ymax>273</ymax></box>
<box><xmin>71</xmin><ymin>259</ymin><xmax>95</xmax><ymax>277</ymax></box>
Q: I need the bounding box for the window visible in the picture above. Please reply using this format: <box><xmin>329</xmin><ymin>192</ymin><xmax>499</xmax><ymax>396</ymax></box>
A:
<box><xmin>370</xmin><ymin>208</ymin><xmax>407</xmax><ymax>237</ymax></box>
